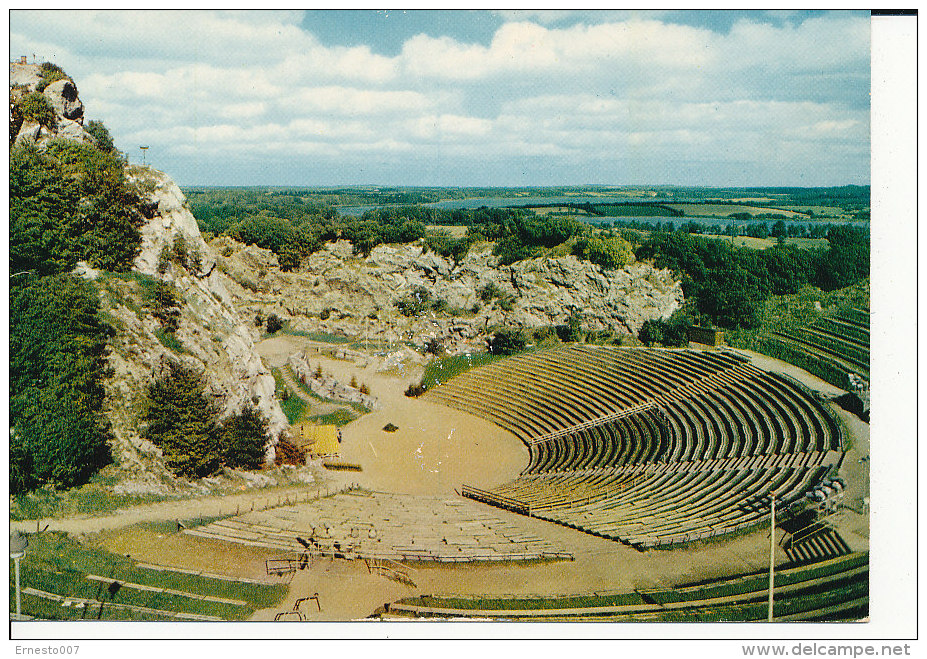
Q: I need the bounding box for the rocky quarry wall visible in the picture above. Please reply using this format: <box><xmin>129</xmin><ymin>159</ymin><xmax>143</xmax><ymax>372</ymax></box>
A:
<box><xmin>213</xmin><ymin>237</ymin><xmax>684</xmax><ymax>354</ymax></box>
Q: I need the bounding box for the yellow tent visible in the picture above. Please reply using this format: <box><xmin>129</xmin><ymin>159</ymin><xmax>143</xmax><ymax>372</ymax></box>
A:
<box><xmin>296</xmin><ymin>424</ymin><xmax>339</xmax><ymax>458</ymax></box>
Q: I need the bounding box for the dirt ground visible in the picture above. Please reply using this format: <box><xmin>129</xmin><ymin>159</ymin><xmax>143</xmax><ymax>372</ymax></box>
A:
<box><xmin>24</xmin><ymin>339</ymin><xmax>870</xmax><ymax>622</ymax></box>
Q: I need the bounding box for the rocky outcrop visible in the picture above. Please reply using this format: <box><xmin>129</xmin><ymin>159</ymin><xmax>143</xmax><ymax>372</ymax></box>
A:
<box><xmin>10</xmin><ymin>63</ymin><xmax>94</xmax><ymax>147</ymax></box>
<box><xmin>287</xmin><ymin>352</ymin><xmax>378</xmax><ymax>409</ymax></box>
<box><xmin>95</xmin><ymin>168</ymin><xmax>288</xmax><ymax>486</ymax></box>
<box><xmin>43</xmin><ymin>78</ymin><xmax>84</xmax><ymax>122</ymax></box>
<box><xmin>214</xmin><ymin>238</ymin><xmax>683</xmax><ymax>354</ymax></box>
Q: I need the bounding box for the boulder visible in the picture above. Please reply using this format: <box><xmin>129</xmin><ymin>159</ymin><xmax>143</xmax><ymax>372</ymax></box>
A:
<box><xmin>43</xmin><ymin>78</ymin><xmax>84</xmax><ymax>123</ymax></box>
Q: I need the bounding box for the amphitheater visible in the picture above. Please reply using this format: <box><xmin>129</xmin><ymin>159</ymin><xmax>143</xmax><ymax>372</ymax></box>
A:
<box><xmin>166</xmin><ymin>337</ymin><xmax>869</xmax><ymax>622</ymax></box>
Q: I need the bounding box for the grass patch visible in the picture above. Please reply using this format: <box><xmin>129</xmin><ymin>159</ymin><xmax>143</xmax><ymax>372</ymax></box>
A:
<box><xmin>154</xmin><ymin>328</ymin><xmax>190</xmax><ymax>355</ymax></box>
<box><xmin>274</xmin><ymin>324</ymin><xmax>353</xmax><ymax>343</ymax></box>
<box><xmin>309</xmin><ymin>408</ymin><xmax>358</xmax><ymax>427</ymax></box>
<box><xmin>10</xmin><ymin>532</ymin><xmax>287</xmax><ymax>621</ymax></box>
<box><xmin>271</xmin><ymin>368</ymin><xmax>307</xmax><ymax>424</ymax></box>
<box><xmin>11</xmin><ymin>481</ymin><xmax>170</xmax><ymax>521</ymax></box>
<box><xmin>421</xmin><ymin>352</ymin><xmax>503</xmax><ymax>389</ymax></box>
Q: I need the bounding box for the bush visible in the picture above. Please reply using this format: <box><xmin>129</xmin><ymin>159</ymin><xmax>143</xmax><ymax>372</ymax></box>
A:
<box><xmin>573</xmin><ymin>235</ymin><xmax>634</xmax><ymax>270</ymax></box>
<box><xmin>36</xmin><ymin>62</ymin><xmax>70</xmax><ymax>92</ymax></box>
<box><xmin>489</xmin><ymin>328</ymin><xmax>527</xmax><ymax>355</ymax></box>
<box><xmin>18</xmin><ymin>92</ymin><xmax>57</xmax><ymax>128</ymax></box>
<box><xmin>639</xmin><ymin>312</ymin><xmax>692</xmax><ymax>347</ymax></box>
<box><xmin>396</xmin><ymin>287</ymin><xmax>432</xmax><ymax>317</ymax></box>
<box><xmin>556</xmin><ymin>314</ymin><xmax>584</xmax><ymax>342</ymax></box>
<box><xmin>86</xmin><ymin>119</ymin><xmax>115</xmax><ymax>153</ymax></box>
<box><xmin>145</xmin><ymin>281</ymin><xmax>181</xmax><ymax>333</ymax></box>
<box><xmin>265</xmin><ymin>314</ymin><xmax>283</xmax><ymax>334</ymax></box>
<box><xmin>478</xmin><ymin>282</ymin><xmax>502</xmax><ymax>303</ymax></box>
<box><xmin>424</xmin><ymin>337</ymin><xmax>446</xmax><ymax>356</ymax></box>
<box><xmin>274</xmin><ymin>437</ymin><xmax>305</xmax><ymax>466</ymax></box>
<box><xmin>405</xmin><ymin>381</ymin><xmax>427</xmax><ymax>397</ymax></box>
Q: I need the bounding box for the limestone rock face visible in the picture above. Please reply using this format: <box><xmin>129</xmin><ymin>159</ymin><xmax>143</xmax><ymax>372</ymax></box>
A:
<box><xmin>214</xmin><ymin>238</ymin><xmax>684</xmax><ymax>354</ymax></box>
<box><xmin>100</xmin><ymin>168</ymin><xmax>288</xmax><ymax>472</ymax></box>
<box><xmin>10</xmin><ymin>64</ymin><xmax>94</xmax><ymax>146</ymax></box>
<box><xmin>43</xmin><ymin>78</ymin><xmax>84</xmax><ymax>122</ymax></box>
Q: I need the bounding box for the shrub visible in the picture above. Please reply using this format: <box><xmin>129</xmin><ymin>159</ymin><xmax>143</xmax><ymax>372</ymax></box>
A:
<box><xmin>145</xmin><ymin>281</ymin><xmax>181</xmax><ymax>333</ymax></box>
<box><xmin>36</xmin><ymin>62</ymin><xmax>70</xmax><ymax>92</ymax></box>
<box><xmin>424</xmin><ymin>337</ymin><xmax>446</xmax><ymax>356</ymax></box>
<box><xmin>573</xmin><ymin>235</ymin><xmax>635</xmax><ymax>270</ymax></box>
<box><xmin>489</xmin><ymin>328</ymin><xmax>527</xmax><ymax>355</ymax></box>
<box><xmin>359</xmin><ymin>383</ymin><xmax>370</xmax><ymax>395</ymax></box>
<box><xmin>86</xmin><ymin>119</ymin><xmax>115</xmax><ymax>153</ymax></box>
<box><xmin>265</xmin><ymin>314</ymin><xmax>283</xmax><ymax>334</ymax></box>
<box><xmin>556</xmin><ymin>314</ymin><xmax>584</xmax><ymax>342</ymax></box>
<box><xmin>396</xmin><ymin>287</ymin><xmax>432</xmax><ymax>317</ymax></box>
<box><xmin>274</xmin><ymin>437</ymin><xmax>305</xmax><ymax>466</ymax></box>
<box><xmin>405</xmin><ymin>381</ymin><xmax>427</xmax><ymax>397</ymax></box>
<box><xmin>639</xmin><ymin>312</ymin><xmax>692</xmax><ymax>347</ymax></box>
<box><xmin>18</xmin><ymin>92</ymin><xmax>57</xmax><ymax>128</ymax></box>
<box><xmin>478</xmin><ymin>282</ymin><xmax>502</xmax><ymax>303</ymax></box>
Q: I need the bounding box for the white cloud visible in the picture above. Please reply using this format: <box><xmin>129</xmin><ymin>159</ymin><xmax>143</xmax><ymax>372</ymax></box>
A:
<box><xmin>8</xmin><ymin>10</ymin><xmax>869</xmax><ymax>185</ymax></box>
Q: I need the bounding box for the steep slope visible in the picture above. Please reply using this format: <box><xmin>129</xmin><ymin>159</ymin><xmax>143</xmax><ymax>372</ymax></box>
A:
<box><xmin>11</xmin><ymin>62</ymin><xmax>289</xmax><ymax>496</ymax></box>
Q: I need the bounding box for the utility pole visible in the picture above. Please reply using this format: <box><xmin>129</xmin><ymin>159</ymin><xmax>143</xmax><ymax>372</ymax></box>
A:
<box><xmin>768</xmin><ymin>495</ymin><xmax>776</xmax><ymax>622</ymax></box>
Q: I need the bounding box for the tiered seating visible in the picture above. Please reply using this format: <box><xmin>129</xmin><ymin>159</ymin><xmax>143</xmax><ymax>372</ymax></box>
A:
<box><xmin>426</xmin><ymin>346</ymin><xmax>844</xmax><ymax>548</ymax></box>
<box><xmin>382</xmin><ymin>552</ymin><xmax>869</xmax><ymax>621</ymax></box>
<box><xmin>186</xmin><ymin>490</ymin><xmax>570</xmax><ymax>563</ymax></box>
<box><xmin>764</xmin><ymin>307</ymin><xmax>870</xmax><ymax>387</ymax></box>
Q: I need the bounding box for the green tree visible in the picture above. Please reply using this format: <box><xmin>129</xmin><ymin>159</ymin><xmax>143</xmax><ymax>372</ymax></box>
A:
<box><xmin>219</xmin><ymin>404</ymin><xmax>268</xmax><ymax>470</ymax></box>
<box><xmin>574</xmin><ymin>235</ymin><xmax>634</xmax><ymax>269</ymax></box>
<box><xmin>488</xmin><ymin>327</ymin><xmax>527</xmax><ymax>355</ymax></box>
<box><xmin>86</xmin><ymin>119</ymin><xmax>115</xmax><ymax>153</ymax></box>
<box><xmin>144</xmin><ymin>361</ymin><xmax>221</xmax><ymax>478</ymax></box>
<box><xmin>145</xmin><ymin>280</ymin><xmax>181</xmax><ymax>332</ymax></box>
<box><xmin>10</xmin><ymin>274</ymin><xmax>113</xmax><ymax>493</ymax></box>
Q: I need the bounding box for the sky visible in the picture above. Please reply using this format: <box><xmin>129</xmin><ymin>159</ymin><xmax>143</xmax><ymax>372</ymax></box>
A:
<box><xmin>9</xmin><ymin>9</ymin><xmax>871</xmax><ymax>187</ymax></box>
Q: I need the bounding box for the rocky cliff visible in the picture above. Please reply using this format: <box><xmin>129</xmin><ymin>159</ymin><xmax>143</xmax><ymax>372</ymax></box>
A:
<box><xmin>93</xmin><ymin>168</ymin><xmax>289</xmax><ymax>495</ymax></box>
<box><xmin>9</xmin><ymin>62</ymin><xmax>93</xmax><ymax>147</ymax></box>
<box><xmin>213</xmin><ymin>237</ymin><xmax>684</xmax><ymax>353</ymax></box>
<box><xmin>11</xmin><ymin>64</ymin><xmax>290</xmax><ymax>495</ymax></box>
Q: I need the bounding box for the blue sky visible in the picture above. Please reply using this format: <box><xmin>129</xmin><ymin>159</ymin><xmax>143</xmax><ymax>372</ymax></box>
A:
<box><xmin>10</xmin><ymin>10</ymin><xmax>871</xmax><ymax>187</ymax></box>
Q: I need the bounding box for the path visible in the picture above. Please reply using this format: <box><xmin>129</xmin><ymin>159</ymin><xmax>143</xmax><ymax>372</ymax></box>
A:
<box><xmin>9</xmin><ymin>483</ymin><xmax>347</xmax><ymax>536</ymax></box>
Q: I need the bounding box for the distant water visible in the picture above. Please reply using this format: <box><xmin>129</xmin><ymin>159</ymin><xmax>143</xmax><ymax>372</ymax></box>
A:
<box><xmin>337</xmin><ymin>195</ymin><xmax>870</xmax><ymax>230</ymax></box>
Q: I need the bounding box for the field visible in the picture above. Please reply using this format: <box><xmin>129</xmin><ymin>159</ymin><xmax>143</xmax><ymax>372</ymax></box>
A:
<box><xmin>664</xmin><ymin>203</ymin><xmax>808</xmax><ymax>218</ymax></box>
<box><xmin>699</xmin><ymin>234</ymin><xmax>830</xmax><ymax>250</ymax></box>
